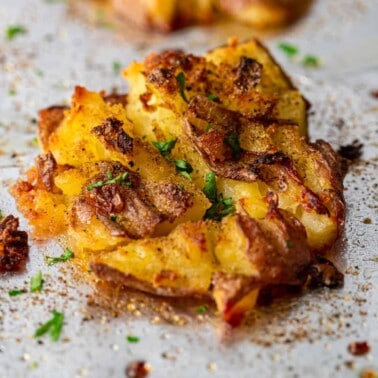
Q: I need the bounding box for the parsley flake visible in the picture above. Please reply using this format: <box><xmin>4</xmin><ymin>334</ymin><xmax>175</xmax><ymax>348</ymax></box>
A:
<box><xmin>203</xmin><ymin>172</ymin><xmax>217</xmax><ymax>202</ymax></box>
<box><xmin>6</xmin><ymin>25</ymin><xmax>27</xmax><ymax>40</ymax></box>
<box><xmin>152</xmin><ymin>138</ymin><xmax>177</xmax><ymax>158</ymax></box>
<box><xmin>176</xmin><ymin>72</ymin><xmax>189</xmax><ymax>103</ymax></box>
<box><xmin>87</xmin><ymin>171</ymin><xmax>131</xmax><ymax>190</ymax></box>
<box><xmin>203</xmin><ymin>173</ymin><xmax>235</xmax><ymax>221</ymax></box>
<box><xmin>34</xmin><ymin>310</ymin><xmax>64</xmax><ymax>342</ymax></box>
<box><xmin>286</xmin><ymin>240</ymin><xmax>294</xmax><ymax>249</ymax></box>
<box><xmin>205</xmin><ymin>124</ymin><xmax>213</xmax><ymax>133</ymax></box>
<box><xmin>8</xmin><ymin>289</ymin><xmax>25</xmax><ymax>297</ymax></box>
<box><xmin>31</xmin><ymin>137</ymin><xmax>39</xmax><ymax>146</ymax></box>
<box><xmin>278</xmin><ymin>42</ymin><xmax>299</xmax><ymax>57</ymax></box>
<box><xmin>46</xmin><ymin>248</ymin><xmax>74</xmax><ymax>266</ymax></box>
<box><xmin>302</xmin><ymin>55</ymin><xmax>321</xmax><ymax>67</ymax></box>
<box><xmin>153</xmin><ymin>139</ymin><xmax>192</xmax><ymax>180</ymax></box>
<box><xmin>0</xmin><ymin>209</ymin><xmax>3</xmax><ymax>220</ymax></box>
<box><xmin>207</xmin><ymin>94</ymin><xmax>218</xmax><ymax>101</ymax></box>
<box><xmin>174</xmin><ymin>159</ymin><xmax>193</xmax><ymax>181</ymax></box>
<box><xmin>196</xmin><ymin>305</ymin><xmax>208</xmax><ymax>314</ymax></box>
<box><xmin>30</xmin><ymin>271</ymin><xmax>44</xmax><ymax>293</ymax></box>
<box><xmin>113</xmin><ymin>61</ymin><xmax>121</xmax><ymax>74</ymax></box>
<box><xmin>225</xmin><ymin>133</ymin><xmax>241</xmax><ymax>159</ymax></box>
<box><xmin>126</xmin><ymin>335</ymin><xmax>140</xmax><ymax>343</ymax></box>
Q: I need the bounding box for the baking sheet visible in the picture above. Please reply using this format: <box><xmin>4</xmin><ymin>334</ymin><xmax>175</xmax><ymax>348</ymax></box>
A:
<box><xmin>0</xmin><ymin>0</ymin><xmax>377</xmax><ymax>377</ymax></box>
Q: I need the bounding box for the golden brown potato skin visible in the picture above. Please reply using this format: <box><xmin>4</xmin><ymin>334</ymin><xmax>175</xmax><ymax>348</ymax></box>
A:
<box><xmin>112</xmin><ymin>0</ymin><xmax>313</xmax><ymax>32</ymax></box>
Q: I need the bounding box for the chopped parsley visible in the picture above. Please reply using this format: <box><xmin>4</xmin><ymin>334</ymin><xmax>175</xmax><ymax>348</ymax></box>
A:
<box><xmin>110</xmin><ymin>215</ymin><xmax>117</xmax><ymax>222</ymax></box>
<box><xmin>278</xmin><ymin>42</ymin><xmax>299</xmax><ymax>57</ymax></box>
<box><xmin>35</xmin><ymin>69</ymin><xmax>44</xmax><ymax>77</ymax></box>
<box><xmin>5</xmin><ymin>25</ymin><xmax>27</xmax><ymax>40</ymax></box>
<box><xmin>113</xmin><ymin>61</ymin><xmax>121</xmax><ymax>74</ymax></box>
<box><xmin>30</xmin><ymin>271</ymin><xmax>44</xmax><ymax>293</ymax></box>
<box><xmin>87</xmin><ymin>171</ymin><xmax>131</xmax><ymax>190</ymax></box>
<box><xmin>207</xmin><ymin>94</ymin><xmax>218</xmax><ymax>101</ymax></box>
<box><xmin>176</xmin><ymin>72</ymin><xmax>189</xmax><ymax>103</ymax></box>
<box><xmin>302</xmin><ymin>55</ymin><xmax>321</xmax><ymax>67</ymax></box>
<box><xmin>8</xmin><ymin>289</ymin><xmax>25</xmax><ymax>297</ymax></box>
<box><xmin>34</xmin><ymin>310</ymin><xmax>64</xmax><ymax>342</ymax></box>
<box><xmin>31</xmin><ymin>137</ymin><xmax>39</xmax><ymax>146</ymax></box>
<box><xmin>225</xmin><ymin>133</ymin><xmax>241</xmax><ymax>159</ymax></box>
<box><xmin>0</xmin><ymin>209</ymin><xmax>3</xmax><ymax>220</ymax></box>
<box><xmin>152</xmin><ymin>138</ymin><xmax>177</xmax><ymax>158</ymax></box>
<box><xmin>174</xmin><ymin>159</ymin><xmax>193</xmax><ymax>181</ymax></box>
<box><xmin>153</xmin><ymin>138</ymin><xmax>192</xmax><ymax>180</ymax></box>
<box><xmin>286</xmin><ymin>240</ymin><xmax>294</xmax><ymax>249</ymax></box>
<box><xmin>196</xmin><ymin>305</ymin><xmax>208</xmax><ymax>314</ymax></box>
<box><xmin>8</xmin><ymin>89</ymin><xmax>16</xmax><ymax>96</ymax></box>
<box><xmin>126</xmin><ymin>335</ymin><xmax>140</xmax><ymax>343</ymax></box>
<box><xmin>205</xmin><ymin>124</ymin><xmax>213</xmax><ymax>133</ymax></box>
<box><xmin>203</xmin><ymin>172</ymin><xmax>235</xmax><ymax>221</ymax></box>
<box><xmin>46</xmin><ymin>248</ymin><xmax>74</xmax><ymax>266</ymax></box>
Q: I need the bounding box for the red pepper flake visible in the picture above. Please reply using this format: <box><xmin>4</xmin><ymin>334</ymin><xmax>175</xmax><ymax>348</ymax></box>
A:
<box><xmin>125</xmin><ymin>360</ymin><xmax>150</xmax><ymax>378</ymax></box>
<box><xmin>370</xmin><ymin>90</ymin><xmax>378</xmax><ymax>99</ymax></box>
<box><xmin>347</xmin><ymin>341</ymin><xmax>371</xmax><ymax>356</ymax></box>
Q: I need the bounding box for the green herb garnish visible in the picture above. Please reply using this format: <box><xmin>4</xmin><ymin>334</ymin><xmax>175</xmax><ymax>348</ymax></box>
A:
<box><xmin>31</xmin><ymin>137</ymin><xmax>39</xmax><ymax>146</ymax></box>
<box><xmin>126</xmin><ymin>335</ymin><xmax>140</xmax><ymax>343</ymax></box>
<box><xmin>0</xmin><ymin>210</ymin><xmax>3</xmax><ymax>220</ymax></box>
<box><xmin>35</xmin><ymin>69</ymin><xmax>44</xmax><ymax>77</ymax></box>
<box><xmin>8</xmin><ymin>289</ymin><xmax>25</xmax><ymax>297</ymax></box>
<box><xmin>153</xmin><ymin>139</ymin><xmax>192</xmax><ymax>180</ymax></box>
<box><xmin>113</xmin><ymin>61</ymin><xmax>121</xmax><ymax>74</ymax></box>
<box><xmin>203</xmin><ymin>172</ymin><xmax>217</xmax><ymax>202</ymax></box>
<box><xmin>205</xmin><ymin>124</ymin><xmax>213</xmax><ymax>132</ymax></box>
<box><xmin>203</xmin><ymin>172</ymin><xmax>235</xmax><ymax>221</ymax></box>
<box><xmin>34</xmin><ymin>310</ymin><xmax>64</xmax><ymax>342</ymax></box>
<box><xmin>176</xmin><ymin>72</ymin><xmax>189</xmax><ymax>103</ymax></box>
<box><xmin>302</xmin><ymin>55</ymin><xmax>321</xmax><ymax>67</ymax></box>
<box><xmin>30</xmin><ymin>271</ymin><xmax>44</xmax><ymax>293</ymax></box>
<box><xmin>6</xmin><ymin>25</ymin><xmax>27</xmax><ymax>40</ymax></box>
<box><xmin>152</xmin><ymin>138</ymin><xmax>177</xmax><ymax>158</ymax></box>
<box><xmin>225</xmin><ymin>133</ymin><xmax>241</xmax><ymax>159</ymax></box>
<box><xmin>8</xmin><ymin>89</ymin><xmax>16</xmax><ymax>96</ymax></box>
<box><xmin>207</xmin><ymin>94</ymin><xmax>218</xmax><ymax>101</ymax></box>
<box><xmin>46</xmin><ymin>248</ymin><xmax>74</xmax><ymax>266</ymax></box>
<box><xmin>286</xmin><ymin>240</ymin><xmax>294</xmax><ymax>249</ymax></box>
<box><xmin>196</xmin><ymin>305</ymin><xmax>208</xmax><ymax>314</ymax></box>
<box><xmin>174</xmin><ymin>159</ymin><xmax>193</xmax><ymax>181</ymax></box>
<box><xmin>87</xmin><ymin>171</ymin><xmax>131</xmax><ymax>190</ymax></box>
<box><xmin>110</xmin><ymin>215</ymin><xmax>117</xmax><ymax>222</ymax></box>
<box><xmin>278</xmin><ymin>42</ymin><xmax>298</xmax><ymax>57</ymax></box>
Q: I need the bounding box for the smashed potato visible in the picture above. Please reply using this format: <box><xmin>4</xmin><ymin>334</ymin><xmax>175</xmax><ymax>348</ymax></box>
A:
<box><xmin>11</xmin><ymin>39</ymin><xmax>345</xmax><ymax>326</ymax></box>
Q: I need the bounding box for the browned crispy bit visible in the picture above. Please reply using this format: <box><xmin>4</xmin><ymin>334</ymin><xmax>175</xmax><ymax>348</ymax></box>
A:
<box><xmin>38</xmin><ymin>105</ymin><xmax>68</xmax><ymax>151</ymax></box>
<box><xmin>91</xmin><ymin>117</ymin><xmax>133</xmax><ymax>155</ymax></box>
<box><xmin>348</xmin><ymin>341</ymin><xmax>371</xmax><ymax>356</ymax></box>
<box><xmin>35</xmin><ymin>151</ymin><xmax>57</xmax><ymax>191</ymax></box>
<box><xmin>212</xmin><ymin>272</ymin><xmax>259</xmax><ymax>327</ymax></box>
<box><xmin>145</xmin><ymin>50</ymin><xmax>200</xmax><ymax>72</ymax></box>
<box><xmin>233</xmin><ymin>56</ymin><xmax>262</xmax><ymax>93</ymax></box>
<box><xmin>103</xmin><ymin>92</ymin><xmax>128</xmax><ymax>106</ymax></box>
<box><xmin>75</xmin><ymin>162</ymin><xmax>192</xmax><ymax>238</ymax></box>
<box><xmin>146</xmin><ymin>68</ymin><xmax>178</xmax><ymax>94</ymax></box>
<box><xmin>337</xmin><ymin>139</ymin><xmax>363</xmax><ymax>162</ymax></box>
<box><xmin>248</xmin><ymin>193</ymin><xmax>311</xmax><ymax>285</ymax></box>
<box><xmin>125</xmin><ymin>360</ymin><xmax>150</xmax><ymax>378</ymax></box>
<box><xmin>0</xmin><ymin>215</ymin><xmax>29</xmax><ymax>274</ymax></box>
<box><xmin>306</xmin><ymin>255</ymin><xmax>344</xmax><ymax>288</ymax></box>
